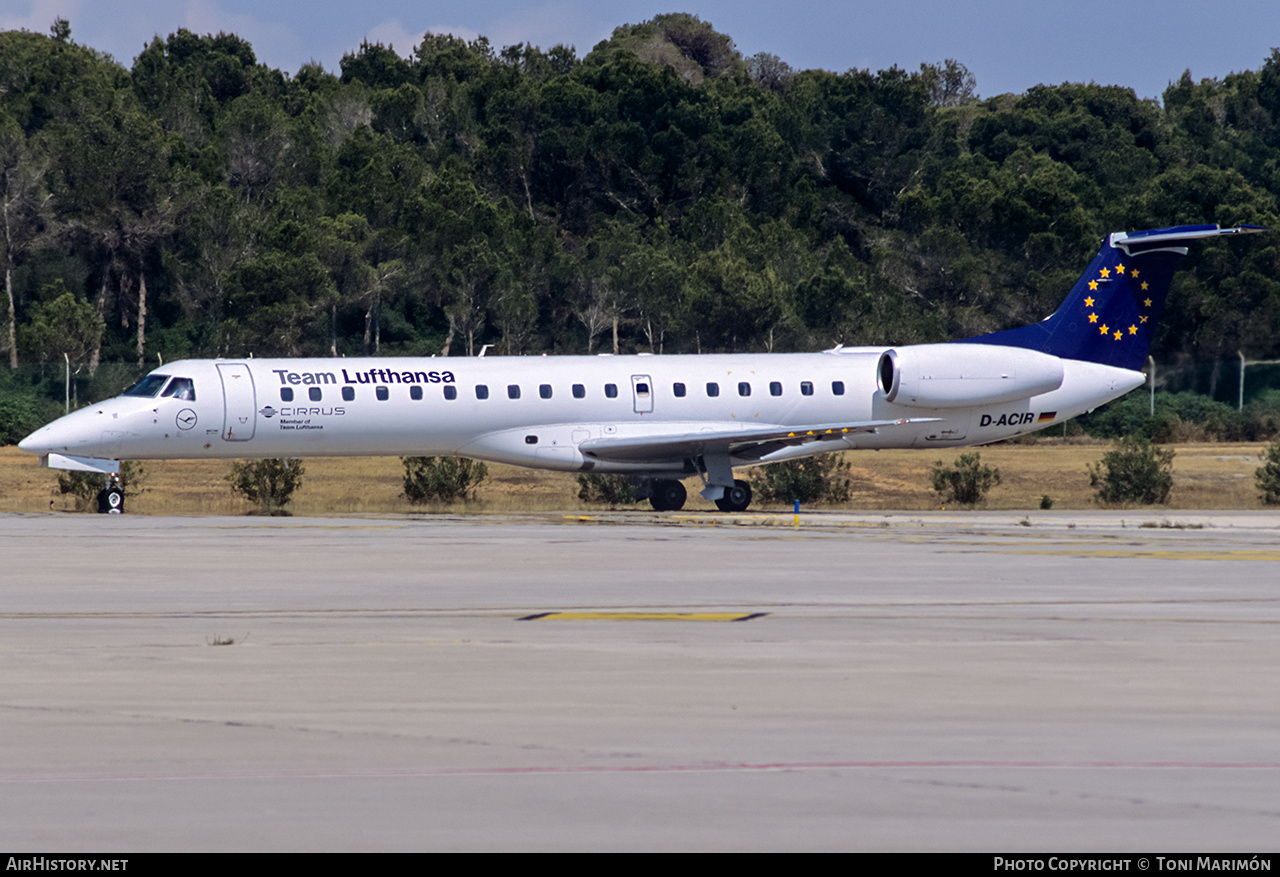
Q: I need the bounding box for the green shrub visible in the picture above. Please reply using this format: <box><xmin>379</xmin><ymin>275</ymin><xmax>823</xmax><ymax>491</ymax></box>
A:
<box><xmin>576</xmin><ymin>473</ymin><xmax>638</xmax><ymax>505</ymax></box>
<box><xmin>1243</xmin><ymin>390</ymin><xmax>1280</xmax><ymax>441</ymax></box>
<box><xmin>1088</xmin><ymin>437</ymin><xmax>1174</xmax><ymax>505</ymax></box>
<box><xmin>226</xmin><ymin>458</ymin><xmax>306</xmax><ymax>515</ymax></box>
<box><xmin>402</xmin><ymin>456</ymin><xmax>488</xmax><ymax>503</ymax></box>
<box><xmin>1081</xmin><ymin>391</ymin><xmax>1246</xmax><ymax>442</ymax></box>
<box><xmin>749</xmin><ymin>454</ymin><xmax>851</xmax><ymax>504</ymax></box>
<box><xmin>1256</xmin><ymin>440</ymin><xmax>1280</xmax><ymax>505</ymax></box>
<box><xmin>930</xmin><ymin>452</ymin><xmax>1000</xmax><ymax>507</ymax></box>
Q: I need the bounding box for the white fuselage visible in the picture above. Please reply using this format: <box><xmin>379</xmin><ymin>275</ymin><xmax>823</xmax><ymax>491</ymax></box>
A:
<box><xmin>20</xmin><ymin>348</ymin><xmax>1144</xmax><ymax>475</ymax></box>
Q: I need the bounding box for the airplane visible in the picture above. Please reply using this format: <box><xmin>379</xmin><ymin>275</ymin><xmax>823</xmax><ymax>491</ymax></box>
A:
<box><xmin>18</xmin><ymin>223</ymin><xmax>1265</xmax><ymax>512</ymax></box>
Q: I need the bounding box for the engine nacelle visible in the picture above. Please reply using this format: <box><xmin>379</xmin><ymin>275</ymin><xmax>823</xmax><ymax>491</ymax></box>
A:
<box><xmin>878</xmin><ymin>343</ymin><xmax>1065</xmax><ymax>409</ymax></box>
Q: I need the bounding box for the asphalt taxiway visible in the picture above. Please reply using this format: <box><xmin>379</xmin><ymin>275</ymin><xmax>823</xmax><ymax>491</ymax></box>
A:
<box><xmin>2</xmin><ymin>510</ymin><xmax>1278</xmax><ymax>851</ymax></box>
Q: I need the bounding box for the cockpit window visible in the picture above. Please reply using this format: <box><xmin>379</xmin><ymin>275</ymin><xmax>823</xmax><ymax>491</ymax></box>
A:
<box><xmin>122</xmin><ymin>375</ymin><xmax>170</xmax><ymax>397</ymax></box>
<box><xmin>161</xmin><ymin>377</ymin><xmax>196</xmax><ymax>401</ymax></box>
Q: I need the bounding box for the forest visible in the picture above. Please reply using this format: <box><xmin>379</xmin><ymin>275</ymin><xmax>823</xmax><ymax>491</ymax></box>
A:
<box><xmin>2</xmin><ymin>13</ymin><xmax>1280</xmax><ymax>436</ymax></box>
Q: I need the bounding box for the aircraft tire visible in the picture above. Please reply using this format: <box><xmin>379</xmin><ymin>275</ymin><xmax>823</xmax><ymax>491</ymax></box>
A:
<box><xmin>650</xmin><ymin>479</ymin><xmax>687</xmax><ymax>512</ymax></box>
<box><xmin>714</xmin><ymin>479</ymin><xmax>752</xmax><ymax>513</ymax></box>
<box><xmin>98</xmin><ymin>486</ymin><xmax>124</xmax><ymax>514</ymax></box>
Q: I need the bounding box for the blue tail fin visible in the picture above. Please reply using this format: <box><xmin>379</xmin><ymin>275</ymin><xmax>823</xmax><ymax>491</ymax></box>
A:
<box><xmin>966</xmin><ymin>225</ymin><xmax>1266</xmax><ymax>371</ymax></box>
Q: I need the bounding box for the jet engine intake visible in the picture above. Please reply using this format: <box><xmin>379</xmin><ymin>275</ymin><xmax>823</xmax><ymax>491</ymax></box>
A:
<box><xmin>878</xmin><ymin>344</ymin><xmax>1065</xmax><ymax>409</ymax></box>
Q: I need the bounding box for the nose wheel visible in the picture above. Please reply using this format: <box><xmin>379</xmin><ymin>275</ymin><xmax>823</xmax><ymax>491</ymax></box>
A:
<box><xmin>97</xmin><ymin>483</ymin><xmax>124</xmax><ymax>514</ymax></box>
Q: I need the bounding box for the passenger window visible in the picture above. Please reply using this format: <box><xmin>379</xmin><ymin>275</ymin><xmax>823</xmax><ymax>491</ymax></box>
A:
<box><xmin>410</xmin><ymin>386</ymin><xmax>423</xmax><ymax>401</ymax></box>
<box><xmin>800</xmin><ymin>381</ymin><xmax>814</xmax><ymax>396</ymax></box>
<box><xmin>162</xmin><ymin>377</ymin><xmax>196</xmax><ymax>401</ymax></box>
<box><xmin>769</xmin><ymin>381</ymin><xmax>782</xmax><ymax>397</ymax></box>
<box><xmin>476</xmin><ymin>385</ymin><xmax>489</xmax><ymax>400</ymax></box>
<box><xmin>572</xmin><ymin>384</ymin><xmax>585</xmax><ymax>399</ymax></box>
<box><xmin>636</xmin><ymin>382</ymin><xmax>650</xmax><ymax>396</ymax></box>
<box><xmin>539</xmin><ymin>384</ymin><xmax>553</xmax><ymax>399</ymax></box>
<box><xmin>604</xmin><ymin>383</ymin><xmax>618</xmax><ymax>398</ymax></box>
<box><xmin>738</xmin><ymin>382</ymin><xmax>751</xmax><ymax>397</ymax></box>
<box><xmin>832</xmin><ymin>381</ymin><xmax>845</xmax><ymax>396</ymax></box>
<box><xmin>280</xmin><ymin>388</ymin><xmax>294</xmax><ymax>402</ymax></box>
<box><xmin>706</xmin><ymin>382</ymin><xmax>719</xmax><ymax>397</ymax></box>
<box><xmin>342</xmin><ymin>387</ymin><xmax>355</xmax><ymax>402</ymax></box>
<box><xmin>508</xmin><ymin>385</ymin><xmax>521</xmax><ymax>400</ymax></box>
<box><xmin>673</xmin><ymin>382</ymin><xmax>686</xmax><ymax>398</ymax></box>
<box><xmin>309</xmin><ymin>387</ymin><xmax>322</xmax><ymax>402</ymax></box>
<box><xmin>376</xmin><ymin>386</ymin><xmax>389</xmax><ymax>401</ymax></box>
<box><xmin>443</xmin><ymin>386</ymin><xmax>457</xmax><ymax>401</ymax></box>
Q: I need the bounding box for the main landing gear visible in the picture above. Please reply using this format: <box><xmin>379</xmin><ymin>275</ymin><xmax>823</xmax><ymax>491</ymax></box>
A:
<box><xmin>714</xmin><ymin>479</ymin><xmax>752</xmax><ymax>513</ymax></box>
<box><xmin>648</xmin><ymin>479</ymin><xmax>687</xmax><ymax>512</ymax></box>
<box><xmin>639</xmin><ymin>474</ymin><xmax>752</xmax><ymax>513</ymax></box>
<box><xmin>696</xmin><ymin>447</ymin><xmax>754</xmax><ymax>512</ymax></box>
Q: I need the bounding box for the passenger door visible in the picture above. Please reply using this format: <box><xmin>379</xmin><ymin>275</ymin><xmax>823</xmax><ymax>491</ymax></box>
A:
<box><xmin>217</xmin><ymin>363</ymin><xmax>257</xmax><ymax>441</ymax></box>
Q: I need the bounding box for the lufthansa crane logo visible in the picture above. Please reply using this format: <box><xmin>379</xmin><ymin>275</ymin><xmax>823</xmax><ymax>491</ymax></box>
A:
<box><xmin>176</xmin><ymin>409</ymin><xmax>197</xmax><ymax>430</ymax></box>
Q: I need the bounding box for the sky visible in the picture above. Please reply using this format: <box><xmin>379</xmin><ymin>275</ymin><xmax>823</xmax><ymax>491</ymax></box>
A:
<box><xmin>3</xmin><ymin>0</ymin><xmax>1280</xmax><ymax>101</ymax></box>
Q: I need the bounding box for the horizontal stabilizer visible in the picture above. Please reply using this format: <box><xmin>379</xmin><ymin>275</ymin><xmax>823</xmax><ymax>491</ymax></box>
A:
<box><xmin>1110</xmin><ymin>224</ymin><xmax>1267</xmax><ymax>250</ymax></box>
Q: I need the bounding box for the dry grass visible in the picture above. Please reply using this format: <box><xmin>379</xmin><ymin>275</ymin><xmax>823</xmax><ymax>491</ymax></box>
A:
<box><xmin>0</xmin><ymin>439</ymin><xmax>1272</xmax><ymax>515</ymax></box>
<box><xmin>827</xmin><ymin>440</ymin><xmax>1267</xmax><ymax>511</ymax></box>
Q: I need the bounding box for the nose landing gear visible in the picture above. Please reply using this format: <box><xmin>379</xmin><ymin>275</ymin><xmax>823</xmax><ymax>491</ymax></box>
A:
<box><xmin>97</xmin><ymin>475</ymin><xmax>124</xmax><ymax>514</ymax></box>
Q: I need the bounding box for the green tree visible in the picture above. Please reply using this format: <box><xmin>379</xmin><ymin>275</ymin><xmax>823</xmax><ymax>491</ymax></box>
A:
<box><xmin>162</xmin><ymin>183</ymin><xmax>259</xmax><ymax>353</ymax></box>
<box><xmin>19</xmin><ymin>281</ymin><xmax>103</xmax><ymax>365</ymax></box>
<box><xmin>221</xmin><ymin>214</ymin><xmax>337</xmax><ymax>356</ymax></box>
<box><xmin>46</xmin><ymin>84</ymin><xmax>174</xmax><ymax>369</ymax></box>
<box><xmin>131</xmin><ymin>30</ymin><xmax>262</xmax><ymax>148</ymax></box>
<box><xmin>218</xmin><ymin>92</ymin><xmax>294</xmax><ymax>201</ymax></box>
<box><xmin>0</xmin><ymin>114</ymin><xmax>53</xmax><ymax>367</ymax></box>
<box><xmin>747</xmin><ymin>53</ymin><xmax>792</xmax><ymax>93</ymax></box>
<box><xmin>921</xmin><ymin>59</ymin><xmax>977</xmax><ymax>108</ymax></box>
<box><xmin>592</xmin><ymin>14</ymin><xmax>744</xmax><ymax>84</ymax></box>
<box><xmin>0</xmin><ymin>388</ymin><xmax>58</xmax><ymax>445</ymax></box>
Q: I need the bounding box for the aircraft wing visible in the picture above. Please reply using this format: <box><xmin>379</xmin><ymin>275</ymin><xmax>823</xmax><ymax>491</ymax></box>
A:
<box><xmin>577</xmin><ymin>418</ymin><xmax>935</xmax><ymax>464</ymax></box>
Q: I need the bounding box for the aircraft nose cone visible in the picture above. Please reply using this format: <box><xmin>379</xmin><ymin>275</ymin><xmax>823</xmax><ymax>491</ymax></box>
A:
<box><xmin>18</xmin><ymin>426</ymin><xmax>50</xmax><ymax>454</ymax></box>
<box><xmin>18</xmin><ymin>411</ymin><xmax>93</xmax><ymax>456</ymax></box>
